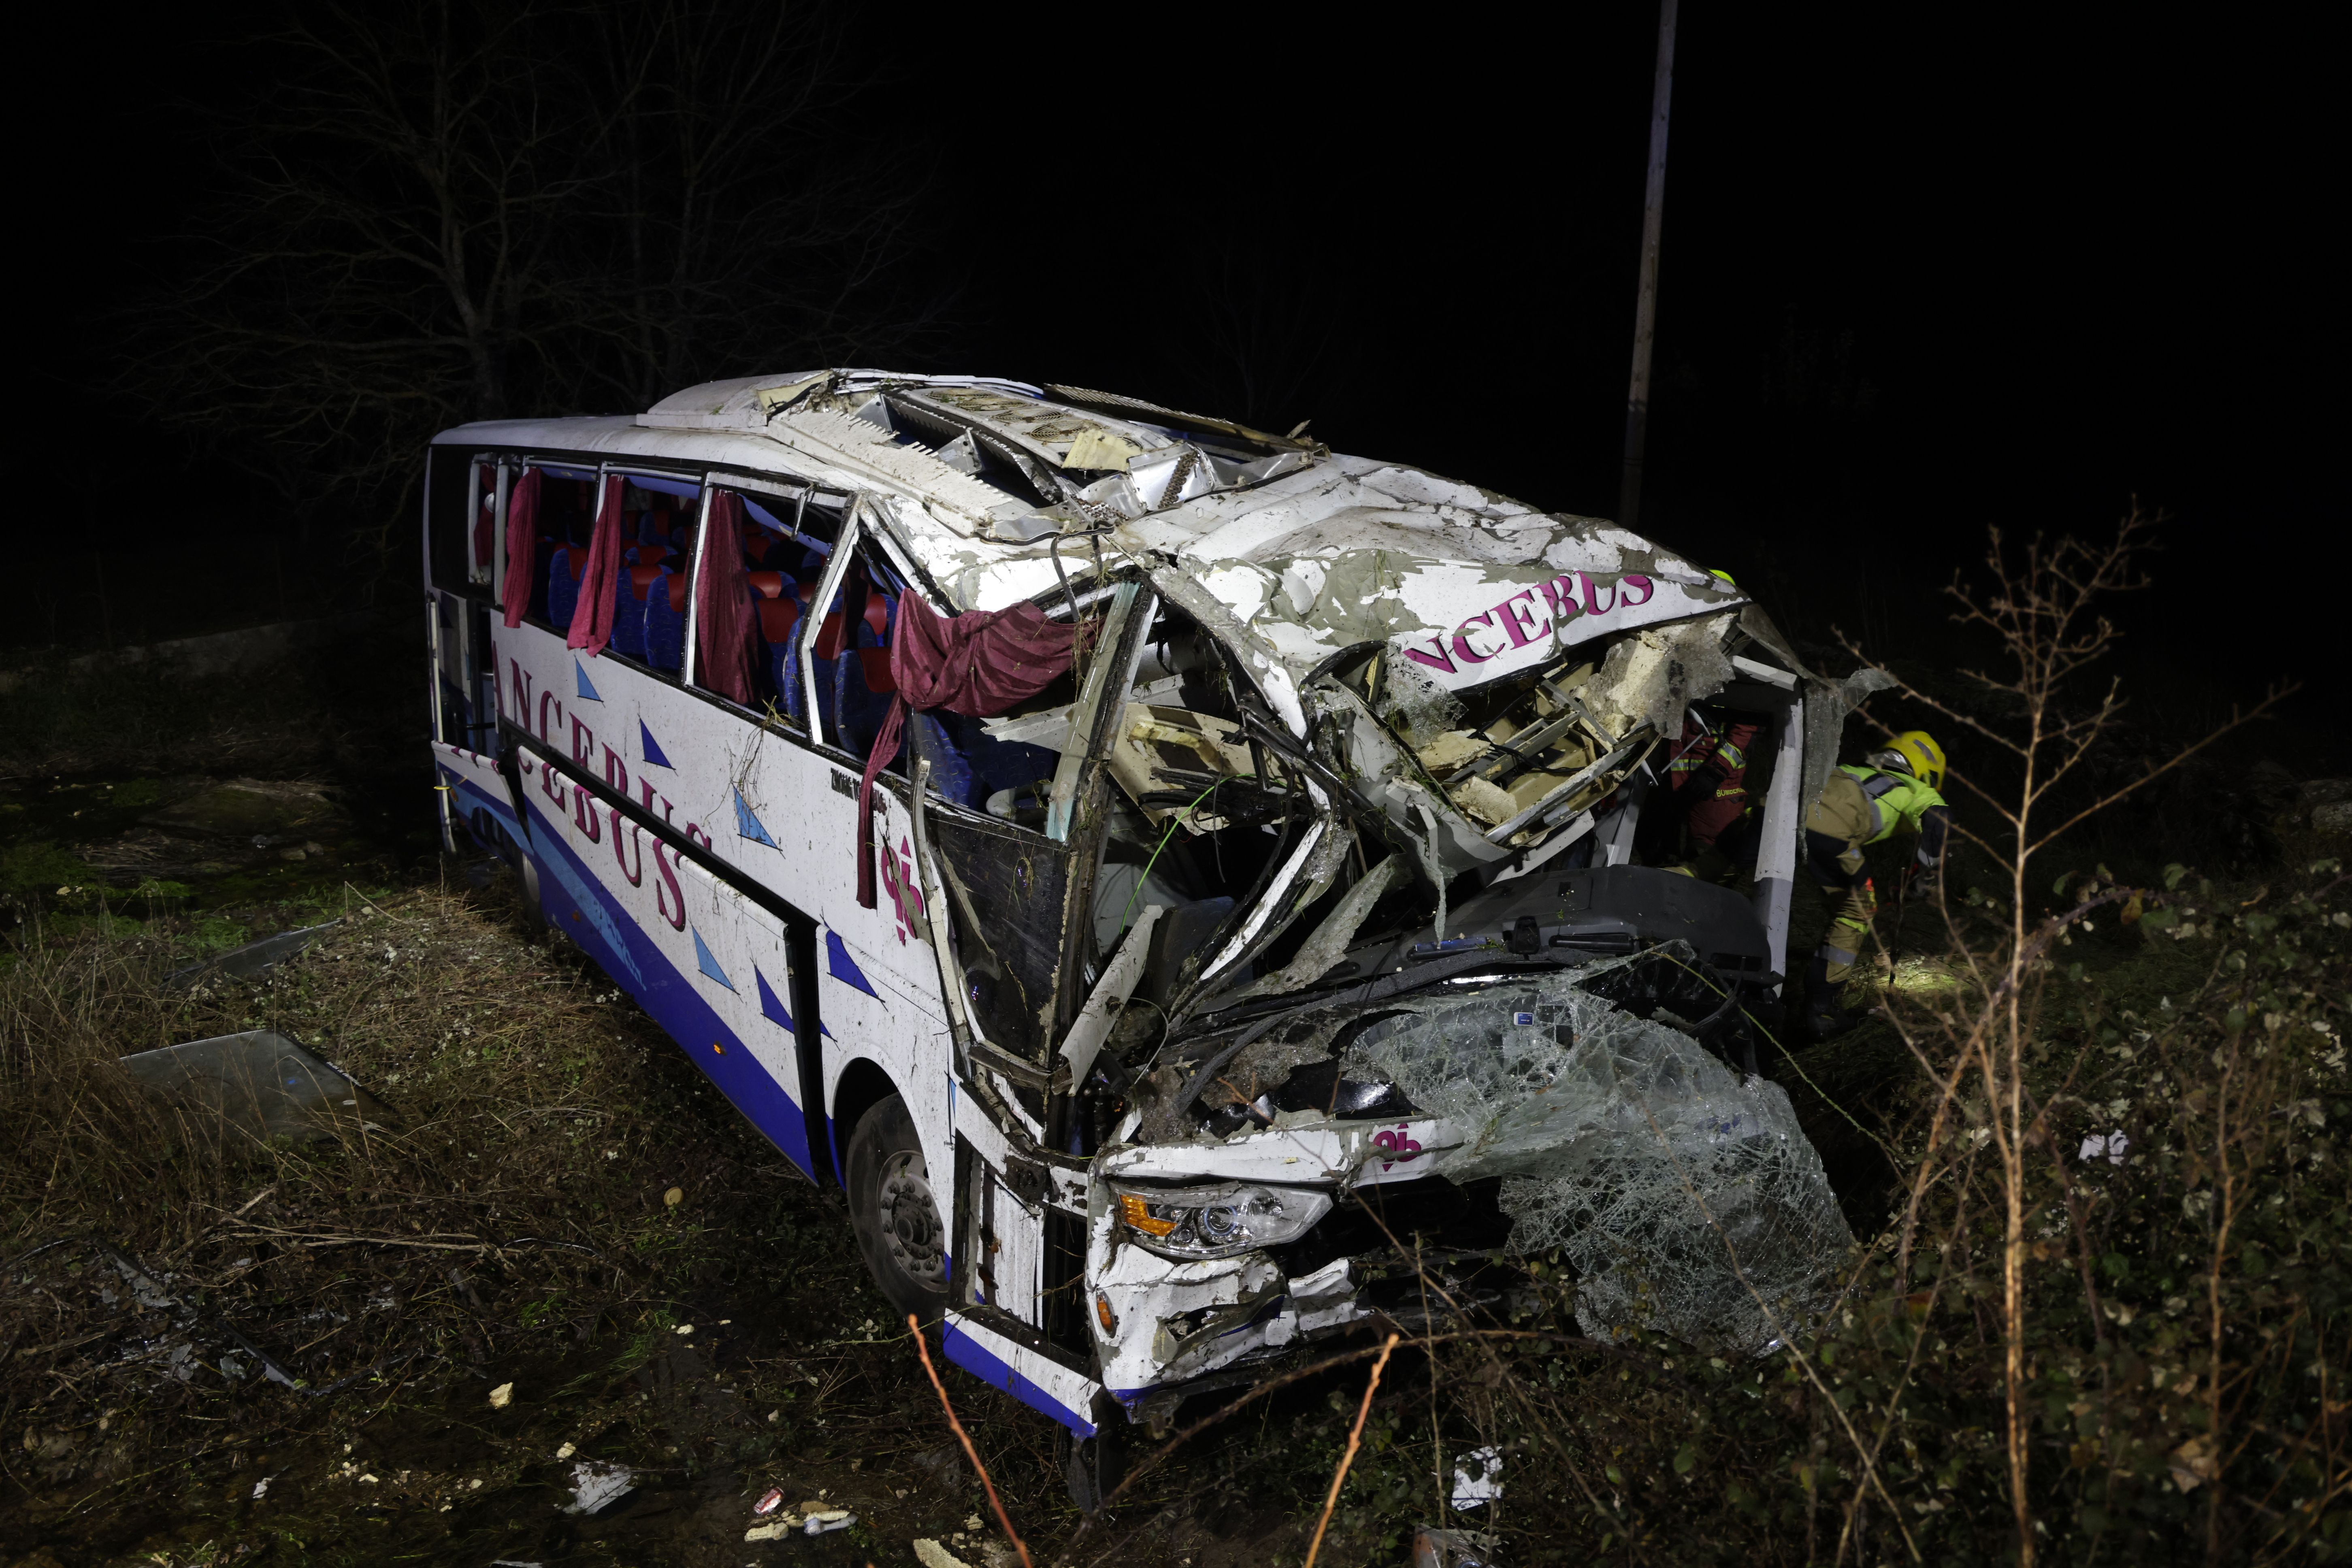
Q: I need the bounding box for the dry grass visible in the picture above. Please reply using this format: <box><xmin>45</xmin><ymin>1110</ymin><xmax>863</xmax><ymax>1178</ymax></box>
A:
<box><xmin>0</xmin><ymin>878</ymin><xmax>806</xmax><ymax>1504</ymax></box>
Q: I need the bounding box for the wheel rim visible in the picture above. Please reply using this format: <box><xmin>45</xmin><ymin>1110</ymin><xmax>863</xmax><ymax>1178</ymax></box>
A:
<box><xmin>877</xmin><ymin>1148</ymin><xmax>947</xmax><ymax>1291</ymax></box>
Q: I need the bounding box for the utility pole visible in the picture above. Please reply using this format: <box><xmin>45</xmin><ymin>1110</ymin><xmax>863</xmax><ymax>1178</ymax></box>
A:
<box><xmin>1618</xmin><ymin>0</ymin><xmax>1680</xmax><ymax>529</ymax></box>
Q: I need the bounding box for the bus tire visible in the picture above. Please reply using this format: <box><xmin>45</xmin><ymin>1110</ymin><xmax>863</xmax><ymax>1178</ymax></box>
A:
<box><xmin>845</xmin><ymin>1093</ymin><xmax>949</xmax><ymax>1323</ymax></box>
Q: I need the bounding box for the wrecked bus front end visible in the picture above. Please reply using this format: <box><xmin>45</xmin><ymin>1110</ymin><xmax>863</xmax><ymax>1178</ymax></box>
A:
<box><xmin>1041</xmin><ymin>483</ymin><xmax>1857</xmax><ymax>1425</ymax></box>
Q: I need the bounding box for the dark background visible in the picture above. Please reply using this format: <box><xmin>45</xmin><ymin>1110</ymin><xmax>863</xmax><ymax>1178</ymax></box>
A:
<box><xmin>26</xmin><ymin>4</ymin><xmax>2341</xmax><ymax>753</ymax></box>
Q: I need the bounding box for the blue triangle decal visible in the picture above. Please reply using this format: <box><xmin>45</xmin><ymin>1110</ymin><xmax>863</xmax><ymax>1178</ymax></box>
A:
<box><xmin>733</xmin><ymin>788</ymin><xmax>779</xmax><ymax>848</ymax></box>
<box><xmin>755</xmin><ymin>965</ymin><xmax>794</xmax><ymax>1031</ymax></box>
<box><xmin>575</xmin><ymin>661</ymin><xmax>603</xmax><ymax>701</ymax></box>
<box><xmin>690</xmin><ymin>926</ymin><xmax>735</xmax><ymax>992</ymax></box>
<box><xmin>825</xmin><ymin>930</ymin><xmax>879</xmax><ymax>998</ymax></box>
<box><xmin>640</xmin><ymin>720</ymin><xmax>673</xmax><ymax>769</ymax></box>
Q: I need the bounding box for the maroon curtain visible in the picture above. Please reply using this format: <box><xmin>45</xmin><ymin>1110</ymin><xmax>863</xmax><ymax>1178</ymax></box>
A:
<box><xmin>566</xmin><ymin>475</ymin><xmax>627</xmax><ymax>655</ymax></box>
<box><xmin>693</xmin><ymin>491</ymin><xmax>758</xmax><ymax>703</ymax></box>
<box><xmin>500</xmin><ymin>467</ymin><xmax>542</xmax><ymax>628</ymax></box>
<box><xmin>857</xmin><ymin>594</ymin><xmax>1075</xmax><ymax>908</ymax></box>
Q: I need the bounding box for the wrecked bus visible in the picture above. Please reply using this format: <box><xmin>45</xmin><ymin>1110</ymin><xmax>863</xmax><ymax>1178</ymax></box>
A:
<box><xmin>422</xmin><ymin>370</ymin><xmax>1854</xmax><ymax>1487</ymax></box>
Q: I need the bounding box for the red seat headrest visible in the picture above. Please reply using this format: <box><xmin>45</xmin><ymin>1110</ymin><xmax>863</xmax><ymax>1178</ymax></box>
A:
<box><xmin>747</xmin><ymin>571</ymin><xmax>785</xmax><ymax>600</ymax></box>
<box><xmin>756</xmin><ymin>597</ymin><xmax>801</xmax><ymax>647</ymax></box>
<box><xmin>628</xmin><ymin>564</ymin><xmax>664</xmax><ymax>600</ymax></box>
<box><xmin>667</xmin><ymin>573</ymin><xmax>689</xmax><ymax>614</ymax></box>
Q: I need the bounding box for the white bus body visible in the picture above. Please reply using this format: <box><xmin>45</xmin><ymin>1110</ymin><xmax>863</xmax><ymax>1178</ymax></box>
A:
<box><xmin>422</xmin><ymin>370</ymin><xmax>1836</xmax><ymax>1467</ymax></box>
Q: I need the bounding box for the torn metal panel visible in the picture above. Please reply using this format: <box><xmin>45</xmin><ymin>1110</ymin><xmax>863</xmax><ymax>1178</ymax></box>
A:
<box><xmin>1061</xmin><ymin>904</ymin><xmax>1163</xmax><ymax>1087</ymax></box>
<box><xmin>1223</xmin><ymin>853</ymin><xmax>1404</xmax><ymax>1003</ymax></box>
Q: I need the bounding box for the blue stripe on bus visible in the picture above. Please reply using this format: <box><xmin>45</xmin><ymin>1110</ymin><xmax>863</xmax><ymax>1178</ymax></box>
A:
<box><xmin>520</xmin><ymin>802</ymin><xmax>817</xmax><ymax>1180</ymax></box>
<box><xmin>942</xmin><ymin>1321</ymin><xmax>1096</xmax><ymax>1438</ymax></box>
<box><xmin>442</xmin><ymin>769</ymin><xmax>522</xmax><ymax>846</ymax></box>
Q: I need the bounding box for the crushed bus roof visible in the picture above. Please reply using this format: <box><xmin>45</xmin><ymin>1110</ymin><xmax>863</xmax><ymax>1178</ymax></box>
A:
<box><xmin>435</xmin><ymin>369</ymin><xmax>1750</xmax><ymax>701</ymax></box>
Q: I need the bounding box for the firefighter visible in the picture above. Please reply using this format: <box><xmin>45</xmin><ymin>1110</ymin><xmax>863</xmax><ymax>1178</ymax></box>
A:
<box><xmin>1656</xmin><ymin>705</ymin><xmax>1761</xmax><ymax>877</ymax></box>
<box><xmin>1804</xmin><ymin>730</ymin><xmax>1951</xmax><ymax>1039</ymax></box>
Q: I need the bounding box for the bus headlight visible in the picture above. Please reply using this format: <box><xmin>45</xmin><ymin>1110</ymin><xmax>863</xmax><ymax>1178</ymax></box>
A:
<box><xmin>1111</xmin><ymin>1182</ymin><xmax>1332</xmax><ymax>1261</ymax></box>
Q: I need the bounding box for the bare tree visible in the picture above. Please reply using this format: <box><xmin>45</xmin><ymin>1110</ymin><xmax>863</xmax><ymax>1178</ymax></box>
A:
<box><xmin>133</xmin><ymin>0</ymin><xmax>925</xmax><ymax>531</ymax></box>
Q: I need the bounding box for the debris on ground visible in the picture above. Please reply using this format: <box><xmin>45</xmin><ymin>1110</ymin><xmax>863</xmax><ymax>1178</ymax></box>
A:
<box><xmin>163</xmin><ymin>919</ymin><xmax>339</xmax><ymax>988</ymax></box>
<box><xmin>116</xmin><ymin>1027</ymin><xmax>391</xmax><ymax>1142</ymax></box>
<box><xmin>1414</xmin><ymin>1526</ymin><xmax>1499</xmax><ymax>1568</ymax></box>
<box><xmin>1450</xmin><ymin>1446</ymin><xmax>1503</xmax><ymax>1509</ymax></box>
<box><xmin>745</xmin><ymin>1504</ymin><xmax>854</xmax><ymax>1540</ymax></box>
<box><xmin>562</xmin><ymin>1459</ymin><xmax>635</xmax><ymax>1515</ymax></box>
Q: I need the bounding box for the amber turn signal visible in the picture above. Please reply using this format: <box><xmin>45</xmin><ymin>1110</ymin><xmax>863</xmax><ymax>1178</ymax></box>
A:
<box><xmin>1117</xmin><ymin>1193</ymin><xmax>1176</xmax><ymax>1237</ymax></box>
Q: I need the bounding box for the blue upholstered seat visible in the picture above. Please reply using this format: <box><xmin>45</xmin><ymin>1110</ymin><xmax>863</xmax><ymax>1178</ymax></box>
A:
<box><xmin>545</xmin><ymin>546</ymin><xmax>584</xmax><ymax>628</ymax></box>
<box><xmin>608</xmin><ymin>564</ymin><xmax>656</xmax><ymax>660</ymax></box>
<box><xmin>644</xmin><ymin>570</ymin><xmax>686</xmax><ymax>673</ymax></box>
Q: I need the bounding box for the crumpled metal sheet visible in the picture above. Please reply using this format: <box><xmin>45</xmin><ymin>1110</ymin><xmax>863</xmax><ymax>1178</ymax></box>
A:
<box><xmin>1223</xmin><ymin>853</ymin><xmax>1405</xmax><ymax>1003</ymax></box>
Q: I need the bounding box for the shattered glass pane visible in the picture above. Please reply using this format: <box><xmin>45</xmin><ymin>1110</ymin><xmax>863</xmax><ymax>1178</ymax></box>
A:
<box><xmin>1341</xmin><ymin>951</ymin><xmax>1853</xmax><ymax>1355</ymax></box>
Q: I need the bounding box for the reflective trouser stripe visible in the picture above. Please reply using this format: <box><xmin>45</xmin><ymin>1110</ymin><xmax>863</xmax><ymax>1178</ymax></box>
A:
<box><xmin>1819</xmin><ymin>882</ymin><xmax>1877</xmax><ymax>986</ymax></box>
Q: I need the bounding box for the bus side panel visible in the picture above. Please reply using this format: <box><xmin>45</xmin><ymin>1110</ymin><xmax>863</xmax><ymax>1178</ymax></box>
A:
<box><xmin>490</xmin><ymin>621</ymin><xmax>960</xmax><ymax>1216</ymax></box>
<box><xmin>432</xmin><ymin>741</ymin><xmax>522</xmax><ymax>848</ymax></box>
<box><xmin>814</xmin><ymin>789</ymin><xmax>958</xmax><ymax>1207</ymax></box>
<box><xmin>516</xmin><ymin>750</ymin><xmax>816</xmax><ymax>1178</ymax></box>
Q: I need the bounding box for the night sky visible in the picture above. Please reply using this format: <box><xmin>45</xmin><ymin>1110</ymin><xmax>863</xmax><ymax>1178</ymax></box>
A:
<box><xmin>38</xmin><ymin>4</ymin><xmax>2341</xmax><ymax>708</ymax></box>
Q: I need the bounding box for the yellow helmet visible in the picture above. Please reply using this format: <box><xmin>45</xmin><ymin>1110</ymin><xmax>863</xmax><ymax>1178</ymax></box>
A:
<box><xmin>1870</xmin><ymin>730</ymin><xmax>1946</xmax><ymax>792</ymax></box>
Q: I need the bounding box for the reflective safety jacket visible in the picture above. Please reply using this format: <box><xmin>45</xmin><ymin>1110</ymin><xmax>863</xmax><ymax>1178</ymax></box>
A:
<box><xmin>1666</xmin><ymin>709</ymin><xmax>1760</xmax><ymax>849</ymax></box>
<box><xmin>1838</xmin><ymin>764</ymin><xmax>1951</xmax><ymax>868</ymax></box>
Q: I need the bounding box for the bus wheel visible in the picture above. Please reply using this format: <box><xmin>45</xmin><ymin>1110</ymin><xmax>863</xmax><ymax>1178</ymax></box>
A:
<box><xmin>846</xmin><ymin>1094</ymin><xmax>949</xmax><ymax>1322</ymax></box>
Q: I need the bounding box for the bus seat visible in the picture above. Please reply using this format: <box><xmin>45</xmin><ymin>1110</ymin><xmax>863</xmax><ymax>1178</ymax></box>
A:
<box><xmin>947</xmin><ymin>712</ymin><xmax>1059</xmax><ymax>803</ymax></box>
<box><xmin>606</xmin><ymin>562</ymin><xmax>662</xmax><ymax>661</ymax></box>
<box><xmin>746</xmin><ymin>532</ymin><xmax>790</xmax><ymax>571</ymax></box>
<box><xmin>546</xmin><ymin>545</ymin><xmax>587</xmax><ymax>627</ymax></box>
<box><xmin>529</xmin><ymin>537</ymin><xmax>557</xmax><ymax>622</ymax></box>
<box><xmin>834</xmin><ymin>592</ymin><xmax>899</xmax><ymax>757</ymax></box>
<box><xmin>756</xmin><ymin>596</ymin><xmax>801</xmax><ymax>650</ymax></box>
<box><xmin>644</xmin><ymin>569</ymin><xmax>686</xmax><ymax>673</ymax></box>
<box><xmin>910</xmin><ymin>713</ymin><xmax>978</xmax><ymax>808</ymax></box>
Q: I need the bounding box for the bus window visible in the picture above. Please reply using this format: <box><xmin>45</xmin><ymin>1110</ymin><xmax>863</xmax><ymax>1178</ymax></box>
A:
<box><xmin>464</xmin><ymin>461</ymin><xmax>498</xmax><ymax>588</ymax></box>
<box><xmin>520</xmin><ymin>467</ymin><xmax>603</xmax><ymax>630</ymax></box>
<box><xmin>689</xmin><ymin>484</ymin><xmax>843</xmax><ymax>716</ymax></box>
<box><xmin>426</xmin><ymin>448</ymin><xmax>479</xmax><ymax>594</ymax></box>
<box><xmin>602</xmin><ymin>475</ymin><xmax>698</xmax><ymax>672</ymax></box>
<box><xmin>501</xmin><ymin>466</ymin><xmax>702</xmax><ymax>671</ymax></box>
<box><xmin>1090</xmin><ymin>601</ymin><xmax>1301</xmax><ymax>1000</ymax></box>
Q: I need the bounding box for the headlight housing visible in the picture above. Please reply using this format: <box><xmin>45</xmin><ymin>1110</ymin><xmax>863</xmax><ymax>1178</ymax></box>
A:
<box><xmin>1110</xmin><ymin>1181</ymin><xmax>1332</xmax><ymax>1260</ymax></box>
